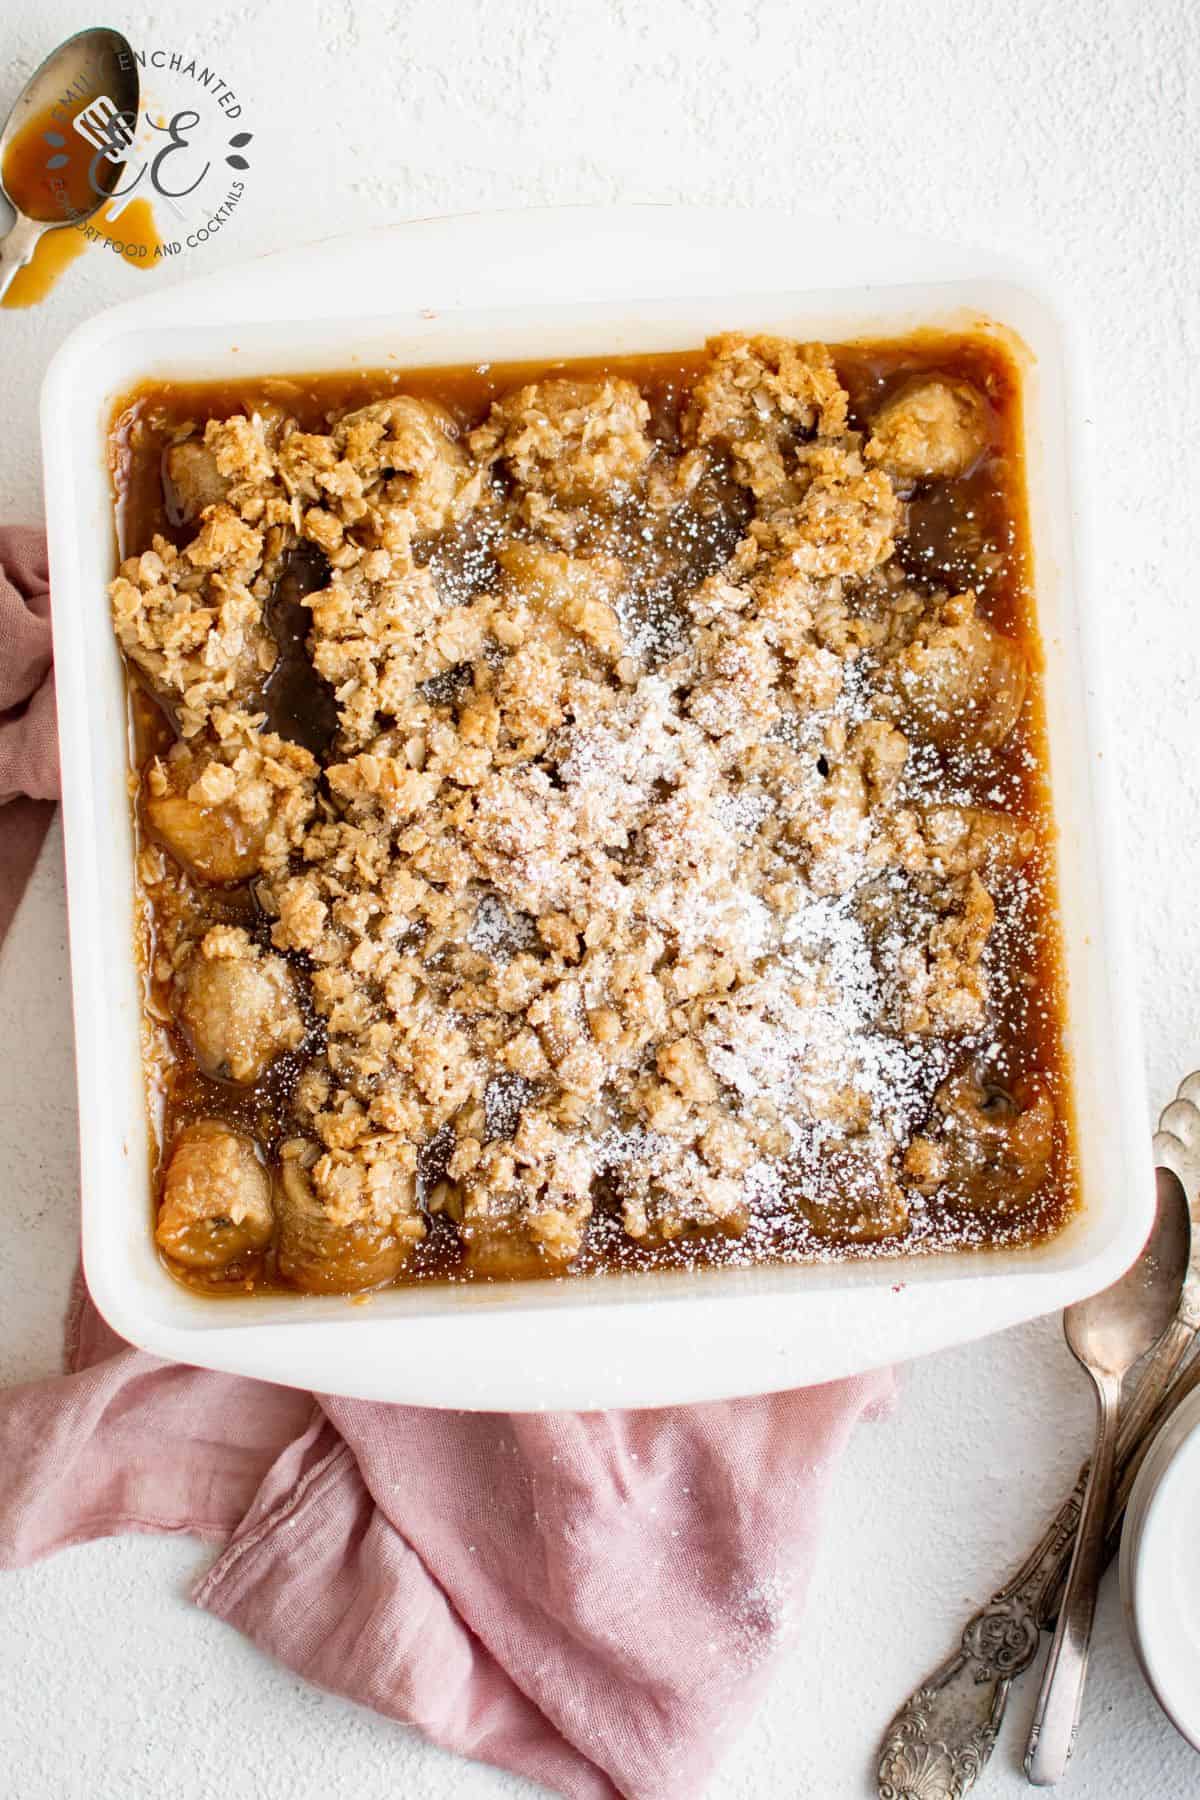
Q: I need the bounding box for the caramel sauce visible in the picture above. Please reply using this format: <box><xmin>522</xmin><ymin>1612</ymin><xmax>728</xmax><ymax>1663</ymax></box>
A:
<box><xmin>111</xmin><ymin>335</ymin><xmax>1078</xmax><ymax>1294</ymax></box>
<box><xmin>2</xmin><ymin>98</ymin><xmax>163</xmax><ymax>307</ymax></box>
<box><xmin>2</xmin><ymin>197</ymin><xmax>163</xmax><ymax>308</ymax></box>
<box><xmin>0</xmin><ymin>221</ymin><xmax>89</xmax><ymax>308</ymax></box>
<box><xmin>2</xmin><ymin>97</ymin><xmax>103</xmax><ymax>221</ymax></box>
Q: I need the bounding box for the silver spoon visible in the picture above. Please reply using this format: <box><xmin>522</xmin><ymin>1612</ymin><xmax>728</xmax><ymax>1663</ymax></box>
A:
<box><xmin>877</xmin><ymin>1076</ymin><xmax>1200</xmax><ymax>1800</ymax></box>
<box><xmin>0</xmin><ymin>28</ymin><xmax>139</xmax><ymax>302</ymax></box>
<box><xmin>1023</xmin><ymin>1168</ymin><xmax>1192</xmax><ymax>1785</ymax></box>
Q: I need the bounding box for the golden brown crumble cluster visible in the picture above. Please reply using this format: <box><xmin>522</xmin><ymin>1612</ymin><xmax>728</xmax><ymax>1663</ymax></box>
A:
<box><xmin>112</xmin><ymin>335</ymin><xmax>1058</xmax><ymax>1291</ymax></box>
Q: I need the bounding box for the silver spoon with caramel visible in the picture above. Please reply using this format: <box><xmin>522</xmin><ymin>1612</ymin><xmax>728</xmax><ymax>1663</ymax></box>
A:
<box><xmin>0</xmin><ymin>27</ymin><xmax>138</xmax><ymax>302</ymax></box>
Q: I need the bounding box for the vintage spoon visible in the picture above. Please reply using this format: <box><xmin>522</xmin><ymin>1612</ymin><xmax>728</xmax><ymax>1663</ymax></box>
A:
<box><xmin>1023</xmin><ymin>1167</ymin><xmax>1191</xmax><ymax>1785</ymax></box>
<box><xmin>0</xmin><ymin>27</ymin><xmax>138</xmax><ymax>302</ymax></box>
<box><xmin>877</xmin><ymin>1075</ymin><xmax>1200</xmax><ymax>1800</ymax></box>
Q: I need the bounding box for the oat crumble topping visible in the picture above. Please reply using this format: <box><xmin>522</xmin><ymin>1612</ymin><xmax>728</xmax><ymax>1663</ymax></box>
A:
<box><xmin>112</xmin><ymin>334</ymin><xmax>1072</xmax><ymax>1291</ymax></box>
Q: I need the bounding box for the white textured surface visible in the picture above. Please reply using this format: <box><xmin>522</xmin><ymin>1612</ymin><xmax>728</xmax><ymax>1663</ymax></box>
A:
<box><xmin>2</xmin><ymin>0</ymin><xmax>1199</xmax><ymax>1795</ymax></box>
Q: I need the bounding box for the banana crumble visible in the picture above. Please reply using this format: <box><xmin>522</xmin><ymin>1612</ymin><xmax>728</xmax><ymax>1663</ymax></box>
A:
<box><xmin>109</xmin><ymin>333</ymin><xmax>1076</xmax><ymax>1293</ymax></box>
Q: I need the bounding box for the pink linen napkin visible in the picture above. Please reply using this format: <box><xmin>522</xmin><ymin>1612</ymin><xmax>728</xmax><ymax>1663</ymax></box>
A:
<box><xmin>0</xmin><ymin>525</ymin><xmax>894</xmax><ymax>1800</ymax></box>
<box><xmin>0</xmin><ymin>526</ymin><xmax>56</xmax><ymax>941</ymax></box>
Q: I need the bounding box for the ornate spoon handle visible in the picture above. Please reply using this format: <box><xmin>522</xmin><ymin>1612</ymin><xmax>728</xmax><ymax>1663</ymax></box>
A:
<box><xmin>877</xmin><ymin>1475</ymin><xmax>1087</xmax><ymax>1800</ymax></box>
<box><xmin>878</xmin><ymin>1077</ymin><xmax>1200</xmax><ymax>1800</ymax></box>
<box><xmin>878</xmin><ymin>1328</ymin><xmax>1200</xmax><ymax>1800</ymax></box>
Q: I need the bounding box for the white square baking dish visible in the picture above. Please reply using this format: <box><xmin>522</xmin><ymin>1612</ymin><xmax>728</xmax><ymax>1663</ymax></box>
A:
<box><xmin>40</xmin><ymin>205</ymin><xmax>1154</xmax><ymax>1409</ymax></box>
